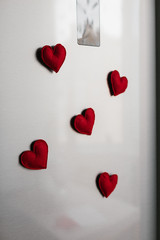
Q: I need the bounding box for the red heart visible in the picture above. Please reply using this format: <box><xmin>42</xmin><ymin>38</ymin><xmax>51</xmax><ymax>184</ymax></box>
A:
<box><xmin>20</xmin><ymin>140</ymin><xmax>48</xmax><ymax>170</ymax></box>
<box><xmin>98</xmin><ymin>172</ymin><xmax>118</xmax><ymax>198</ymax></box>
<box><xmin>110</xmin><ymin>70</ymin><xmax>128</xmax><ymax>96</ymax></box>
<box><xmin>41</xmin><ymin>44</ymin><xmax>66</xmax><ymax>73</ymax></box>
<box><xmin>74</xmin><ymin>108</ymin><xmax>95</xmax><ymax>135</ymax></box>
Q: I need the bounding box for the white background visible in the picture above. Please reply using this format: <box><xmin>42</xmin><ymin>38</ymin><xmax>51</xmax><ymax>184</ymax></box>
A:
<box><xmin>0</xmin><ymin>0</ymin><xmax>156</xmax><ymax>240</ymax></box>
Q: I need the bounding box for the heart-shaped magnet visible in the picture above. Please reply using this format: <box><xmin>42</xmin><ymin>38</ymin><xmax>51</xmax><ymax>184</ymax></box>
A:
<box><xmin>108</xmin><ymin>70</ymin><xmax>128</xmax><ymax>96</ymax></box>
<box><xmin>20</xmin><ymin>139</ymin><xmax>48</xmax><ymax>170</ymax></box>
<box><xmin>98</xmin><ymin>172</ymin><xmax>118</xmax><ymax>198</ymax></box>
<box><xmin>41</xmin><ymin>44</ymin><xmax>66</xmax><ymax>73</ymax></box>
<box><xmin>73</xmin><ymin>108</ymin><xmax>95</xmax><ymax>135</ymax></box>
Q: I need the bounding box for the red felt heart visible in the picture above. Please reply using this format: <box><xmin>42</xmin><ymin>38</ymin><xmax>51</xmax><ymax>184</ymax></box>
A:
<box><xmin>110</xmin><ymin>70</ymin><xmax>128</xmax><ymax>96</ymax></box>
<box><xmin>20</xmin><ymin>139</ymin><xmax>48</xmax><ymax>170</ymax></box>
<box><xmin>74</xmin><ymin>108</ymin><xmax>95</xmax><ymax>135</ymax></box>
<box><xmin>41</xmin><ymin>44</ymin><xmax>66</xmax><ymax>73</ymax></box>
<box><xmin>98</xmin><ymin>172</ymin><xmax>118</xmax><ymax>198</ymax></box>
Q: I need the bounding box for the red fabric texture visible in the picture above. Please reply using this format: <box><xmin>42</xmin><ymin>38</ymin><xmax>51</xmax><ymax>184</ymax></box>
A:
<box><xmin>20</xmin><ymin>140</ymin><xmax>48</xmax><ymax>170</ymax></box>
<box><xmin>110</xmin><ymin>70</ymin><xmax>128</xmax><ymax>96</ymax></box>
<box><xmin>98</xmin><ymin>172</ymin><xmax>118</xmax><ymax>198</ymax></box>
<box><xmin>74</xmin><ymin>108</ymin><xmax>95</xmax><ymax>135</ymax></box>
<box><xmin>41</xmin><ymin>44</ymin><xmax>66</xmax><ymax>73</ymax></box>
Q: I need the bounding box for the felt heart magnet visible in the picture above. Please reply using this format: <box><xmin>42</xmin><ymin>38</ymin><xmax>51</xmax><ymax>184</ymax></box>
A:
<box><xmin>98</xmin><ymin>172</ymin><xmax>118</xmax><ymax>198</ymax></box>
<box><xmin>108</xmin><ymin>70</ymin><xmax>128</xmax><ymax>96</ymax></box>
<box><xmin>41</xmin><ymin>44</ymin><xmax>66</xmax><ymax>73</ymax></box>
<box><xmin>20</xmin><ymin>139</ymin><xmax>48</xmax><ymax>170</ymax></box>
<box><xmin>73</xmin><ymin>108</ymin><xmax>95</xmax><ymax>135</ymax></box>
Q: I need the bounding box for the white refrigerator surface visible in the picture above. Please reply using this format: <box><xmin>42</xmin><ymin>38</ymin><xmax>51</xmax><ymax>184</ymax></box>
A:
<box><xmin>0</xmin><ymin>1</ymin><xmax>156</xmax><ymax>240</ymax></box>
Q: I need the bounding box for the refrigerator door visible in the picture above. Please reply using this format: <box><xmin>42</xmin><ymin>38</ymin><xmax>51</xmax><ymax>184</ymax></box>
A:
<box><xmin>0</xmin><ymin>0</ymin><xmax>156</xmax><ymax>240</ymax></box>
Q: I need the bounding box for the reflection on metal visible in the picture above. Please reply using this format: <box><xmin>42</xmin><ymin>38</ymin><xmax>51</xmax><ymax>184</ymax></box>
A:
<box><xmin>76</xmin><ymin>0</ymin><xmax>100</xmax><ymax>47</ymax></box>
